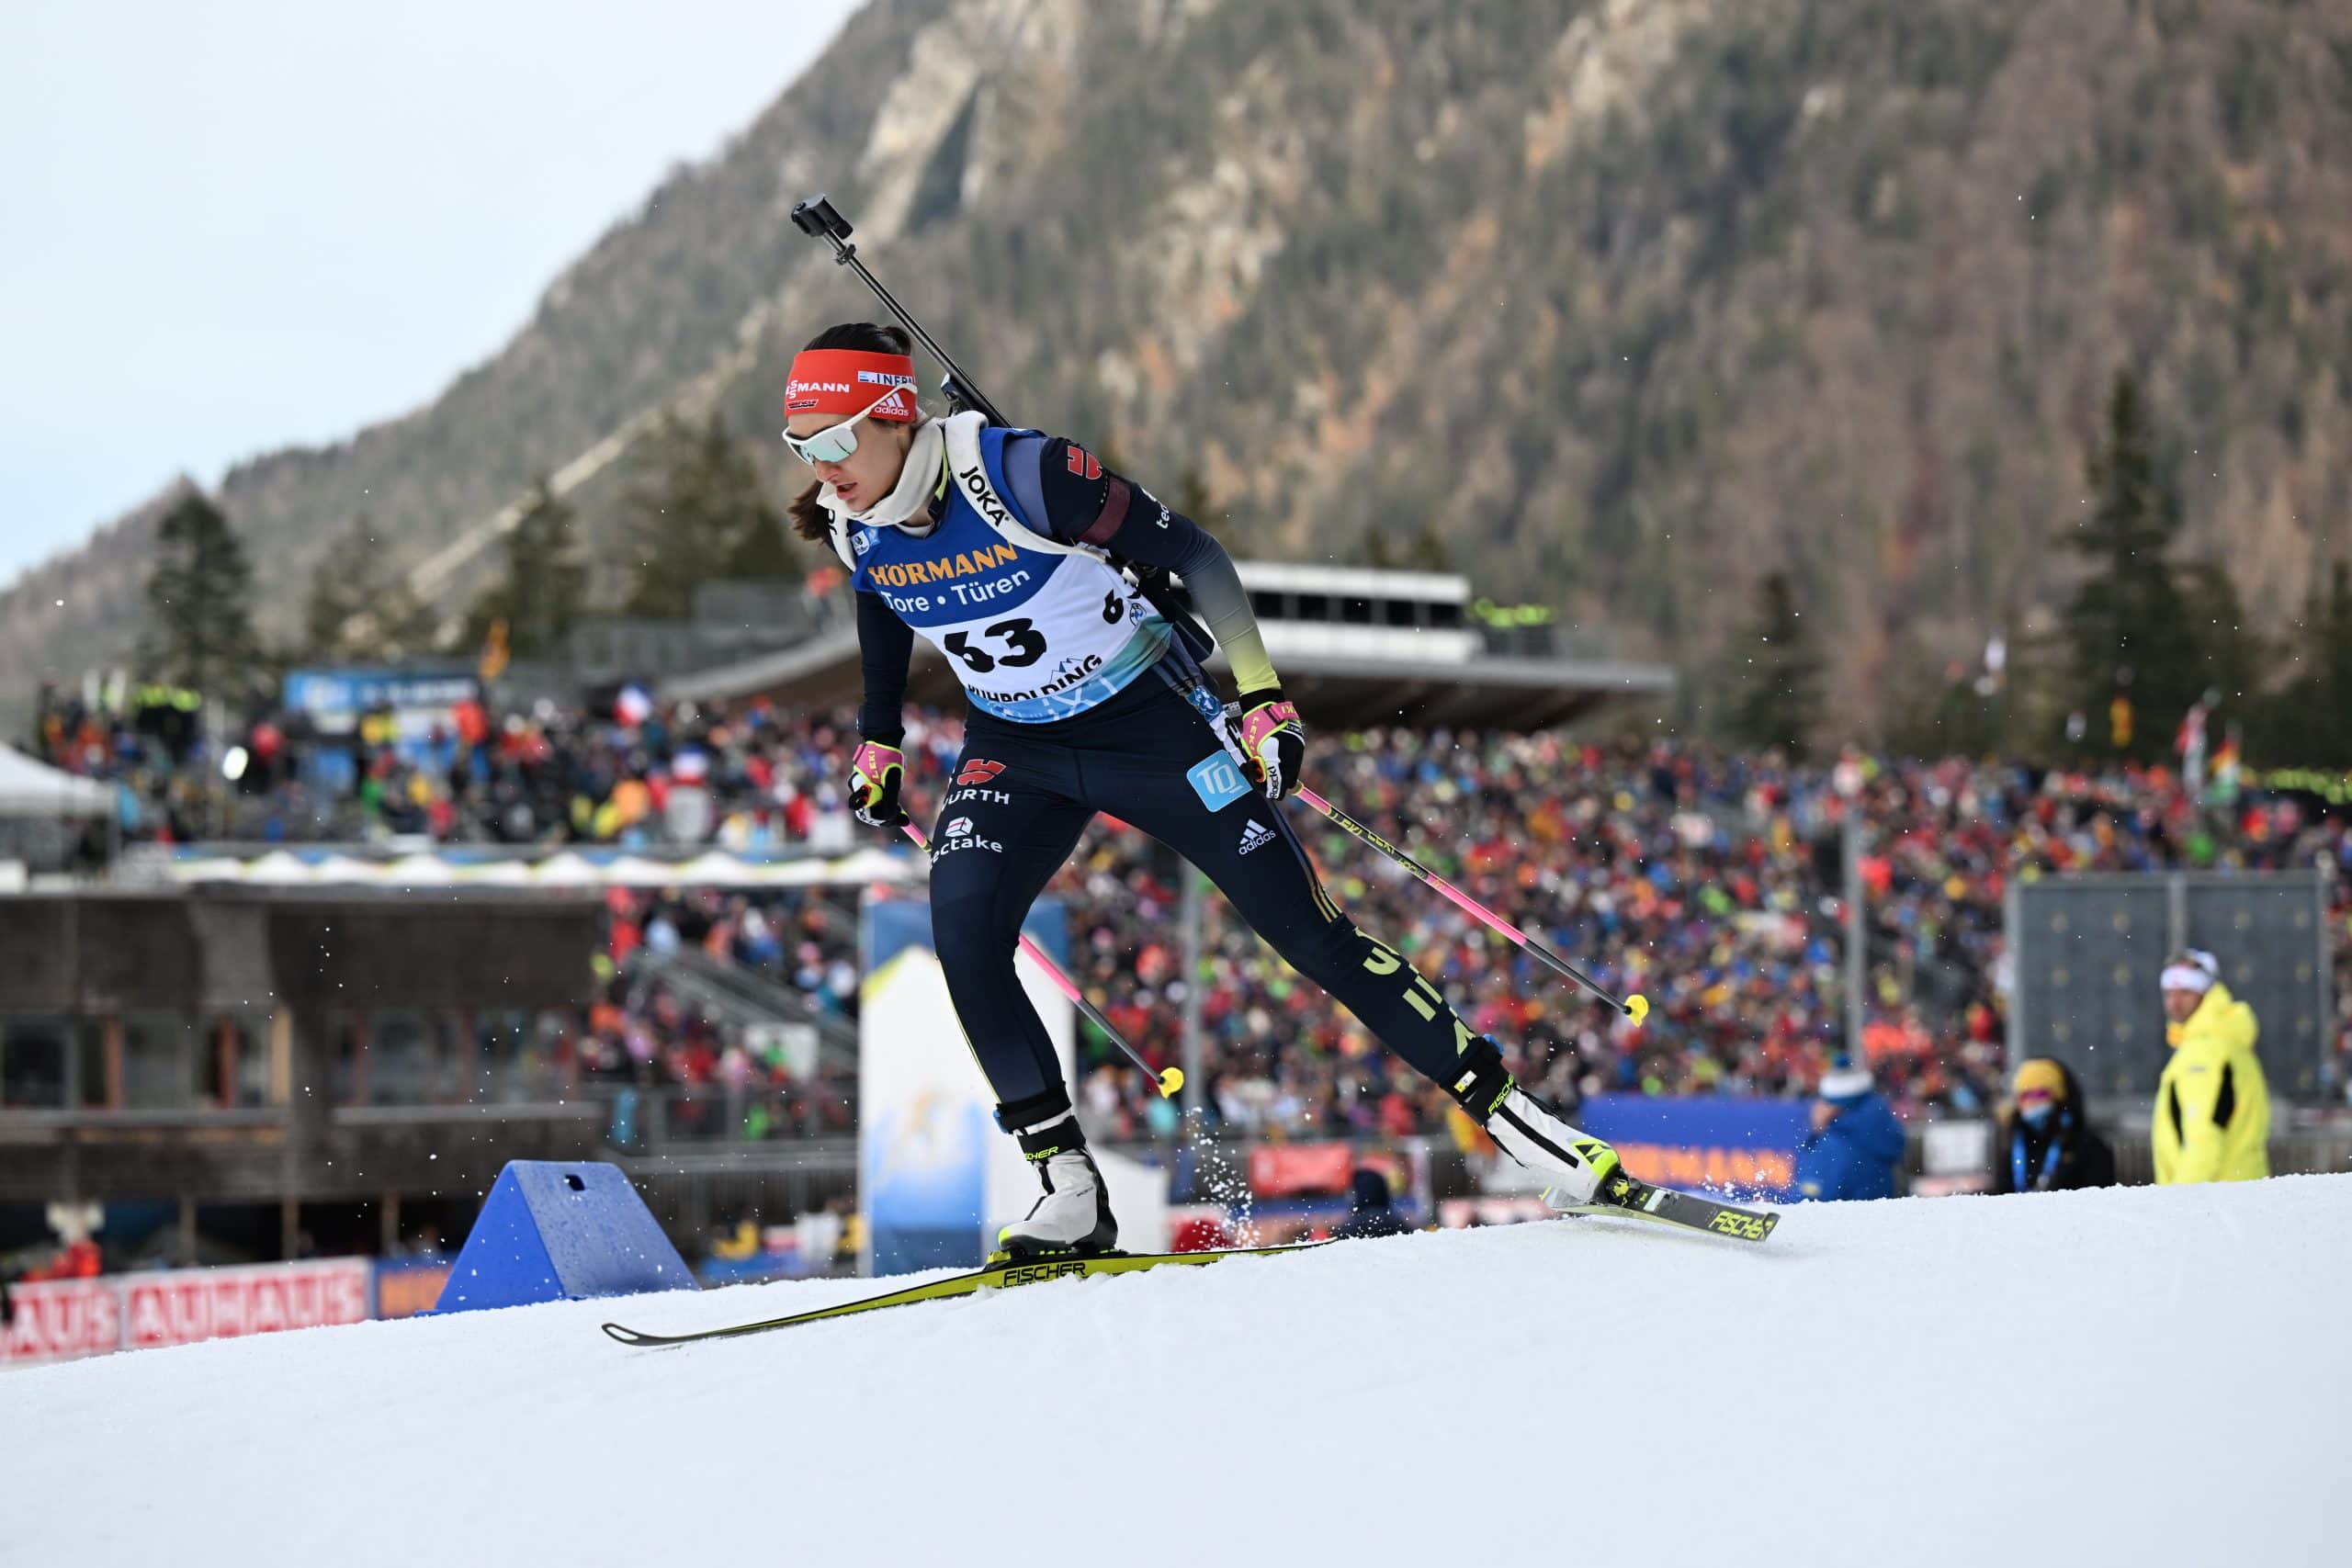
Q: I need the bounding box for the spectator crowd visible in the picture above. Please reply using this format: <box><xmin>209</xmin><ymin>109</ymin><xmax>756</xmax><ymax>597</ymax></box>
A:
<box><xmin>31</xmin><ymin>681</ymin><xmax>966</xmax><ymax>852</ymax></box>
<box><xmin>28</xmin><ymin>686</ymin><xmax>2352</xmax><ymax>1144</ymax></box>
<box><xmin>1057</xmin><ymin>730</ymin><xmax>2352</xmax><ymax>1141</ymax></box>
<box><xmin>578</xmin><ymin>885</ymin><xmax>865</xmax><ymax>1143</ymax></box>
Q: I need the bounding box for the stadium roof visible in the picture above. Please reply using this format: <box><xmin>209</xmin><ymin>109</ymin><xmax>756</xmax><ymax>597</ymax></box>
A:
<box><xmin>662</xmin><ymin>615</ymin><xmax>1674</xmax><ymax>729</ymax></box>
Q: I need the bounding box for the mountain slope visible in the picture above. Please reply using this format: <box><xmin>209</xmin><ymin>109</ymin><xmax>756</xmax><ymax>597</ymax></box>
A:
<box><xmin>8</xmin><ymin>0</ymin><xmax>2350</xmax><ymax>734</ymax></box>
<box><xmin>5</xmin><ymin>1176</ymin><xmax>2346</xmax><ymax>1565</ymax></box>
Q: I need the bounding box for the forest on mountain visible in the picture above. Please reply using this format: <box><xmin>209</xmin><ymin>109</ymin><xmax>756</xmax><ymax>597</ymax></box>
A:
<box><xmin>6</xmin><ymin>0</ymin><xmax>2349</xmax><ymax>758</ymax></box>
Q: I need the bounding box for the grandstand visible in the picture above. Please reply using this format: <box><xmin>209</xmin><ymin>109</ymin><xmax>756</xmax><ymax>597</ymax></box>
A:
<box><xmin>12</xmin><ymin>670</ymin><xmax>2352</xmax><ymax>1288</ymax></box>
<box><xmin>7</xmin><ymin>208</ymin><xmax>2350</xmax><ymax>1374</ymax></box>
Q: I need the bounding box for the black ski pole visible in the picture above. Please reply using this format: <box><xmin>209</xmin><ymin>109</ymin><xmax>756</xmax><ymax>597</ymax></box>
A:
<box><xmin>790</xmin><ymin>194</ymin><xmax>1007</xmax><ymax>424</ymax></box>
<box><xmin>788</xmin><ymin>192</ymin><xmax>1218</xmax><ymax>663</ymax></box>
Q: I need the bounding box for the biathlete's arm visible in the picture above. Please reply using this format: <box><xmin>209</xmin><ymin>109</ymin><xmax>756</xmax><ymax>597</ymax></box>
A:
<box><xmin>846</xmin><ymin>588</ymin><xmax>916</xmax><ymax>828</ymax></box>
<box><xmin>854</xmin><ymin>588</ymin><xmax>915</xmax><ymax>744</ymax></box>
<box><xmin>1003</xmin><ymin>432</ymin><xmax>1305</xmax><ymax>797</ymax></box>
<box><xmin>1000</xmin><ymin>434</ymin><xmax>1278</xmax><ymax>697</ymax></box>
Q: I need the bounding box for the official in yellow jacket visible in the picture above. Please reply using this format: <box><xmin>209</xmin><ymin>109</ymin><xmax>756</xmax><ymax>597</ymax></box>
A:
<box><xmin>2153</xmin><ymin>952</ymin><xmax>2270</xmax><ymax>1184</ymax></box>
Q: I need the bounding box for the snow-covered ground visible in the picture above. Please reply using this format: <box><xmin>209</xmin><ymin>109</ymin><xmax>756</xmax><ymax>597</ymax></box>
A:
<box><xmin>7</xmin><ymin>1176</ymin><xmax>2347</xmax><ymax>1566</ymax></box>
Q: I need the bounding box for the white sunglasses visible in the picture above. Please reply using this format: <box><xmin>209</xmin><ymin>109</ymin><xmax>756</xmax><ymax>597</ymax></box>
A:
<box><xmin>783</xmin><ymin>389</ymin><xmax>902</xmax><ymax>466</ymax></box>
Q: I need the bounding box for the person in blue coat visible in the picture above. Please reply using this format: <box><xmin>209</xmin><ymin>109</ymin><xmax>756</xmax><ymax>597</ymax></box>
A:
<box><xmin>1793</xmin><ymin>1060</ymin><xmax>1905</xmax><ymax>1201</ymax></box>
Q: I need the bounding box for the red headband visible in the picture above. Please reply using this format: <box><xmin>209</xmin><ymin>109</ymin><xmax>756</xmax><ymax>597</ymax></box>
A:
<box><xmin>785</xmin><ymin>348</ymin><xmax>919</xmax><ymax>421</ymax></box>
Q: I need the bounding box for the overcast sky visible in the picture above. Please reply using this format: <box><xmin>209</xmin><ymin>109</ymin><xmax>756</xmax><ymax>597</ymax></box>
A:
<box><xmin>0</xmin><ymin>0</ymin><xmax>860</xmax><ymax>584</ymax></box>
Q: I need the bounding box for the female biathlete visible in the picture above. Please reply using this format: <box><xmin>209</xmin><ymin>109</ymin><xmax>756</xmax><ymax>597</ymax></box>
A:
<box><xmin>783</xmin><ymin>321</ymin><xmax>1634</xmax><ymax>1256</ymax></box>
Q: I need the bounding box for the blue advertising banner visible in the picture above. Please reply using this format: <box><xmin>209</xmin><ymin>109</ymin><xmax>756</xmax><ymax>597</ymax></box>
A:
<box><xmin>1576</xmin><ymin>1094</ymin><xmax>1808</xmax><ymax>1201</ymax></box>
<box><xmin>282</xmin><ymin>667</ymin><xmax>481</xmax><ymax>730</ymax></box>
<box><xmin>283</xmin><ymin>667</ymin><xmax>481</xmax><ymax>771</ymax></box>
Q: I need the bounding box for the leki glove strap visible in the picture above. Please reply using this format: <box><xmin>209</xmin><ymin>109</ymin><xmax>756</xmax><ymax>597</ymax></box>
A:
<box><xmin>1240</xmin><ymin>697</ymin><xmax>1300</xmax><ymax>756</ymax></box>
<box><xmin>850</xmin><ymin>739</ymin><xmax>903</xmax><ymax>794</ymax></box>
<box><xmin>1239</xmin><ymin>691</ymin><xmax>1306</xmax><ymax>800</ymax></box>
<box><xmin>848</xmin><ymin>739</ymin><xmax>907</xmax><ymax>827</ymax></box>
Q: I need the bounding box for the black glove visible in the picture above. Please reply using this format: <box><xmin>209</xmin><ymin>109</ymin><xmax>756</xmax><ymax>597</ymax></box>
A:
<box><xmin>847</xmin><ymin>739</ymin><xmax>909</xmax><ymax>829</ymax></box>
<box><xmin>1238</xmin><ymin>688</ymin><xmax>1306</xmax><ymax>800</ymax></box>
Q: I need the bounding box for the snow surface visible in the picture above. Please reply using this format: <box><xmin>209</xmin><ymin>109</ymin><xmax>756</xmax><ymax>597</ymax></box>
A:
<box><xmin>7</xmin><ymin>1176</ymin><xmax>2349</xmax><ymax>1566</ymax></box>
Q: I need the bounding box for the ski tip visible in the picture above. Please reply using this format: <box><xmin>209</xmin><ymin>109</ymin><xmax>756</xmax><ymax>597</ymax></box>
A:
<box><xmin>602</xmin><ymin>1323</ymin><xmax>649</xmax><ymax>1345</ymax></box>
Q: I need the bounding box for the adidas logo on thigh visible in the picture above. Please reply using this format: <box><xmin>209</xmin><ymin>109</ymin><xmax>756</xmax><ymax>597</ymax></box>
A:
<box><xmin>1238</xmin><ymin>819</ymin><xmax>1276</xmax><ymax>855</ymax></box>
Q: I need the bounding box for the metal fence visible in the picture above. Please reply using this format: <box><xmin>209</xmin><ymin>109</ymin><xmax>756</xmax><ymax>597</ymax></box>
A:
<box><xmin>2007</xmin><ymin>871</ymin><xmax>2332</xmax><ymax>1099</ymax></box>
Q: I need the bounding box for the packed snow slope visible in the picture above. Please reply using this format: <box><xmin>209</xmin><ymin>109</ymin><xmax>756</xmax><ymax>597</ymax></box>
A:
<box><xmin>8</xmin><ymin>1177</ymin><xmax>2348</xmax><ymax>1567</ymax></box>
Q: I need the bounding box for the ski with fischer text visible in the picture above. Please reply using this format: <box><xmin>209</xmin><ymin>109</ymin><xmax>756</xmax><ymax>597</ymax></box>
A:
<box><xmin>1547</xmin><ymin>1179</ymin><xmax>1781</xmax><ymax>1243</ymax></box>
<box><xmin>602</xmin><ymin>1240</ymin><xmax>1331</xmax><ymax>1346</ymax></box>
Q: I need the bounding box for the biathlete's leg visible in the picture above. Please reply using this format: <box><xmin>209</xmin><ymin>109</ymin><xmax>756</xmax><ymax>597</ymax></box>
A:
<box><xmin>925</xmin><ymin>737</ymin><xmax>1116</xmax><ymax>1254</ymax></box>
<box><xmin>1086</xmin><ymin>711</ymin><xmax>1630</xmax><ymax>1205</ymax></box>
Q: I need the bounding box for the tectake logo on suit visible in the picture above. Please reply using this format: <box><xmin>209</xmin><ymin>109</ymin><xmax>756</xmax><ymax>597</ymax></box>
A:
<box><xmin>931</xmin><ymin>814</ymin><xmax>1004</xmax><ymax>856</ymax></box>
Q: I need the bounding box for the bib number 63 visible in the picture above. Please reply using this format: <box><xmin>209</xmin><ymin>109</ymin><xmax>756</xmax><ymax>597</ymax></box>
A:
<box><xmin>944</xmin><ymin>616</ymin><xmax>1046</xmax><ymax>672</ymax></box>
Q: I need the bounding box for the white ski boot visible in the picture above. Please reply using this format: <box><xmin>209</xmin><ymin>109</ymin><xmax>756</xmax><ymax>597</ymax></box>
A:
<box><xmin>1486</xmin><ymin>1086</ymin><xmax>1631</xmax><ymax>1205</ymax></box>
<box><xmin>1451</xmin><ymin>1037</ymin><xmax>1633</xmax><ymax>1206</ymax></box>
<box><xmin>995</xmin><ymin>1113</ymin><xmax>1117</xmax><ymax>1259</ymax></box>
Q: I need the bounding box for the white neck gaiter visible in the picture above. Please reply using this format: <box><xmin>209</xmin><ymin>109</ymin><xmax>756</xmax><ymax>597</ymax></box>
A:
<box><xmin>819</xmin><ymin>417</ymin><xmax>944</xmax><ymax>533</ymax></box>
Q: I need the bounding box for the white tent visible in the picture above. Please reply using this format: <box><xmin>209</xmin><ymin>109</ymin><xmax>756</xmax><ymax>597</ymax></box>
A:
<box><xmin>0</xmin><ymin>743</ymin><xmax>114</xmax><ymax>818</ymax></box>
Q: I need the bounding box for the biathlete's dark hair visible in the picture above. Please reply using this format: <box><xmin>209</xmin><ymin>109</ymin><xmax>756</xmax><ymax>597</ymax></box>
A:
<box><xmin>786</xmin><ymin>321</ymin><xmax>916</xmax><ymax>543</ymax></box>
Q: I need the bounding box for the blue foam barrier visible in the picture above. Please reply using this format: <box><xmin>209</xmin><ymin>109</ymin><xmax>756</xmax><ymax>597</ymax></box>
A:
<box><xmin>431</xmin><ymin>1161</ymin><xmax>698</xmax><ymax>1314</ymax></box>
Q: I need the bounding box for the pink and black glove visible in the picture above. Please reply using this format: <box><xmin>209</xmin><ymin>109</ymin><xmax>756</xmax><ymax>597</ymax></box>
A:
<box><xmin>1239</xmin><ymin>688</ymin><xmax>1306</xmax><ymax>800</ymax></box>
<box><xmin>848</xmin><ymin>738</ymin><xmax>909</xmax><ymax>829</ymax></box>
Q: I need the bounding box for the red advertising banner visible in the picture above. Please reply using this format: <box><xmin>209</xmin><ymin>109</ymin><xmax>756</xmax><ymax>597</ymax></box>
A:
<box><xmin>2</xmin><ymin>1258</ymin><xmax>374</xmax><ymax>1369</ymax></box>
<box><xmin>1248</xmin><ymin>1142</ymin><xmax>1356</xmax><ymax>1198</ymax></box>
<box><xmin>122</xmin><ymin>1259</ymin><xmax>373</xmax><ymax>1351</ymax></box>
<box><xmin>1</xmin><ymin>1279</ymin><xmax>121</xmax><ymax>1369</ymax></box>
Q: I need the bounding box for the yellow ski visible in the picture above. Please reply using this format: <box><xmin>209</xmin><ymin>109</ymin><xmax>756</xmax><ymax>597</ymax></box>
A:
<box><xmin>1546</xmin><ymin>1179</ymin><xmax>1781</xmax><ymax>1243</ymax></box>
<box><xmin>602</xmin><ymin>1241</ymin><xmax>1329</xmax><ymax>1346</ymax></box>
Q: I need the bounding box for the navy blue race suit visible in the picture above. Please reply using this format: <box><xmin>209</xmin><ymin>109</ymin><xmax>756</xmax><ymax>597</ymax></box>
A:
<box><xmin>853</xmin><ymin>426</ymin><xmax>1490</xmax><ymax>1131</ymax></box>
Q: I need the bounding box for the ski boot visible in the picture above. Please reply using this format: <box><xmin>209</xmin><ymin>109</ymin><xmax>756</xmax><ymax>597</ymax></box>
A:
<box><xmin>990</xmin><ymin>1090</ymin><xmax>1117</xmax><ymax>1262</ymax></box>
<box><xmin>1451</xmin><ymin>1037</ymin><xmax>1639</xmax><ymax>1209</ymax></box>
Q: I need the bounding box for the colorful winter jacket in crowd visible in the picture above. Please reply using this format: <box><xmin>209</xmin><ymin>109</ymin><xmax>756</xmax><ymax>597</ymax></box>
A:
<box><xmin>2154</xmin><ymin>983</ymin><xmax>2271</xmax><ymax>1184</ymax></box>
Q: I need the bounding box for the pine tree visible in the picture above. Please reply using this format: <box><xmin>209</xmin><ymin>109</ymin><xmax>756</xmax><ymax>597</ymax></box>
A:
<box><xmin>720</xmin><ymin>491</ymin><xmax>794</xmax><ymax>582</ymax></box>
<box><xmin>2262</xmin><ymin>562</ymin><xmax>2352</xmax><ymax>766</ymax></box>
<box><xmin>2062</xmin><ymin>371</ymin><xmax>2201</xmax><ymax>761</ymax></box>
<box><xmin>1724</xmin><ymin>570</ymin><xmax>1824</xmax><ymax>758</ymax></box>
<box><xmin>1363</xmin><ymin>522</ymin><xmax>1451</xmax><ymax>573</ymax></box>
<box><xmin>302</xmin><ymin>514</ymin><xmax>437</xmax><ymax>663</ymax></box>
<box><xmin>304</xmin><ymin>519</ymin><xmax>371</xmax><ymax>660</ymax></box>
<box><xmin>2320</xmin><ymin>563</ymin><xmax>2352</xmax><ymax>765</ymax></box>
<box><xmin>463</xmin><ymin>481</ymin><xmax>587</xmax><ymax>660</ymax></box>
<box><xmin>2177</xmin><ymin>560</ymin><xmax>2266</xmax><ymax>718</ymax></box>
<box><xmin>141</xmin><ymin>490</ymin><xmax>265</xmax><ymax>697</ymax></box>
<box><xmin>1175</xmin><ymin>470</ymin><xmax>1226</xmax><ymax>539</ymax></box>
<box><xmin>625</xmin><ymin>413</ymin><xmax>791</xmax><ymax>619</ymax></box>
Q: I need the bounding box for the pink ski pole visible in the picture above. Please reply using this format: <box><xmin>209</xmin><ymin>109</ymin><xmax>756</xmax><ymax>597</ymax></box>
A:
<box><xmin>902</xmin><ymin>822</ymin><xmax>1184</xmax><ymax>1097</ymax></box>
<box><xmin>1292</xmin><ymin>786</ymin><xmax>1649</xmax><ymax>1023</ymax></box>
